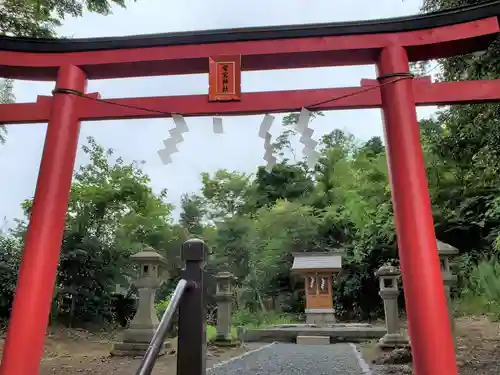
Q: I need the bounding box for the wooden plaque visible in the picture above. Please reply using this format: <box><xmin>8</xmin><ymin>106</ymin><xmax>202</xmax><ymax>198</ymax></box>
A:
<box><xmin>208</xmin><ymin>55</ymin><xmax>241</xmax><ymax>101</ymax></box>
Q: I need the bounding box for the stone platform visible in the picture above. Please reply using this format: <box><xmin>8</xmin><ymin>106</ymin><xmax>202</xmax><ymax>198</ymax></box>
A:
<box><xmin>296</xmin><ymin>335</ymin><xmax>330</xmax><ymax>345</ymax></box>
<box><xmin>238</xmin><ymin>323</ymin><xmax>386</xmax><ymax>343</ymax></box>
<box><xmin>238</xmin><ymin>323</ymin><xmax>387</xmax><ymax>343</ymax></box>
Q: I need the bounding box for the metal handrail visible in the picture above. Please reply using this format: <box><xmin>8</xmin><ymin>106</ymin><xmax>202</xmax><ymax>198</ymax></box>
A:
<box><xmin>135</xmin><ymin>278</ymin><xmax>189</xmax><ymax>375</ymax></box>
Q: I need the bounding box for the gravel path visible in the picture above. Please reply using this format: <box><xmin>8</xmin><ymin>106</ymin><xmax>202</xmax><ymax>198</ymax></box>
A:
<box><xmin>208</xmin><ymin>343</ymin><xmax>367</xmax><ymax>375</ymax></box>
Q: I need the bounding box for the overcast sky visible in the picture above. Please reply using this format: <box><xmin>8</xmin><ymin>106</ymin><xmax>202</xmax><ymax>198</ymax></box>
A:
<box><xmin>0</xmin><ymin>0</ymin><xmax>437</xmax><ymax>225</ymax></box>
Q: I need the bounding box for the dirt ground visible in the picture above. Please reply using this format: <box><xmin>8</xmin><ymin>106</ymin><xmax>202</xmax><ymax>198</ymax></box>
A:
<box><xmin>362</xmin><ymin>316</ymin><xmax>500</xmax><ymax>374</ymax></box>
<box><xmin>0</xmin><ymin>329</ymin><xmax>252</xmax><ymax>375</ymax></box>
<box><xmin>1</xmin><ymin>317</ymin><xmax>498</xmax><ymax>374</ymax></box>
<box><xmin>455</xmin><ymin>316</ymin><xmax>500</xmax><ymax>375</ymax></box>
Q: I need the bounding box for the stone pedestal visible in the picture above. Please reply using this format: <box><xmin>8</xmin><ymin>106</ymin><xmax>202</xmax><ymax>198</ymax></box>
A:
<box><xmin>213</xmin><ymin>272</ymin><xmax>239</xmax><ymax>346</ymax></box>
<box><xmin>437</xmin><ymin>240</ymin><xmax>458</xmax><ymax>334</ymax></box>
<box><xmin>216</xmin><ymin>298</ymin><xmax>232</xmax><ymax>340</ymax></box>
<box><xmin>305</xmin><ymin>308</ymin><xmax>336</xmax><ymax>325</ymax></box>
<box><xmin>112</xmin><ymin>248</ymin><xmax>168</xmax><ymax>356</ymax></box>
<box><xmin>376</xmin><ymin>266</ymin><xmax>409</xmax><ymax>349</ymax></box>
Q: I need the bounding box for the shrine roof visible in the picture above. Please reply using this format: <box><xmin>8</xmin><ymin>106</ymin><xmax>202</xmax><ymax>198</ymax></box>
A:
<box><xmin>1</xmin><ymin>1</ymin><xmax>500</xmax><ymax>53</ymax></box>
<box><xmin>291</xmin><ymin>252</ymin><xmax>342</xmax><ymax>272</ymax></box>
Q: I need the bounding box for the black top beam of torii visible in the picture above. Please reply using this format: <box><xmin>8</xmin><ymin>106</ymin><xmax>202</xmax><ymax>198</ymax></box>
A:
<box><xmin>0</xmin><ymin>1</ymin><xmax>500</xmax><ymax>53</ymax></box>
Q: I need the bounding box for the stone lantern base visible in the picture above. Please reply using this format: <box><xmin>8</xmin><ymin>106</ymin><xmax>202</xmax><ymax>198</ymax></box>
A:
<box><xmin>111</xmin><ymin>327</ymin><xmax>169</xmax><ymax>357</ymax></box>
<box><xmin>305</xmin><ymin>308</ymin><xmax>336</xmax><ymax>325</ymax></box>
<box><xmin>377</xmin><ymin>333</ymin><xmax>410</xmax><ymax>350</ymax></box>
<box><xmin>212</xmin><ymin>335</ymin><xmax>240</xmax><ymax>347</ymax></box>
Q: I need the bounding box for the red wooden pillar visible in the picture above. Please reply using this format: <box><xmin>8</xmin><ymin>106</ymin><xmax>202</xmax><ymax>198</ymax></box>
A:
<box><xmin>0</xmin><ymin>65</ymin><xmax>86</xmax><ymax>375</ymax></box>
<box><xmin>377</xmin><ymin>46</ymin><xmax>457</xmax><ymax>375</ymax></box>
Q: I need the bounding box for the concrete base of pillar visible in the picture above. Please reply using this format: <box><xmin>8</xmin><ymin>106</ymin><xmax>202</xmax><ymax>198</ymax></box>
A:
<box><xmin>305</xmin><ymin>309</ymin><xmax>336</xmax><ymax>325</ymax></box>
<box><xmin>377</xmin><ymin>333</ymin><xmax>410</xmax><ymax>350</ymax></box>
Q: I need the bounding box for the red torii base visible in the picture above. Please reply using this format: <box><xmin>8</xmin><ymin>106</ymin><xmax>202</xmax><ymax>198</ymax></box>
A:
<box><xmin>2</xmin><ymin>2</ymin><xmax>500</xmax><ymax>375</ymax></box>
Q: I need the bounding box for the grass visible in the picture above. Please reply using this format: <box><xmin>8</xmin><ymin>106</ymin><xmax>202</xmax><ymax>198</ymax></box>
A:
<box><xmin>231</xmin><ymin>309</ymin><xmax>298</xmax><ymax>329</ymax></box>
<box><xmin>205</xmin><ymin>309</ymin><xmax>299</xmax><ymax>343</ymax></box>
<box><xmin>454</xmin><ymin>259</ymin><xmax>500</xmax><ymax>321</ymax></box>
<box><xmin>454</xmin><ymin>295</ymin><xmax>500</xmax><ymax>321</ymax></box>
<box><xmin>206</xmin><ymin>325</ymin><xmax>238</xmax><ymax>342</ymax></box>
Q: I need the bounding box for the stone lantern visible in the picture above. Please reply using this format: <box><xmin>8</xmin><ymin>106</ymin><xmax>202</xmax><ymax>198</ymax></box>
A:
<box><xmin>437</xmin><ymin>240</ymin><xmax>458</xmax><ymax>333</ymax></box>
<box><xmin>112</xmin><ymin>247</ymin><xmax>168</xmax><ymax>356</ymax></box>
<box><xmin>214</xmin><ymin>271</ymin><xmax>238</xmax><ymax>345</ymax></box>
<box><xmin>376</xmin><ymin>265</ymin><xmax>409</xmax><ymax>349</ymax></box>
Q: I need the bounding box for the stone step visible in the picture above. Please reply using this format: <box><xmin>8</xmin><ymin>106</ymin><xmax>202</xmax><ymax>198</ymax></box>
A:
<box><xmin>296</xmin><ymin>335</ymin><xmax>330</xmax><ymax>345</ymax></box>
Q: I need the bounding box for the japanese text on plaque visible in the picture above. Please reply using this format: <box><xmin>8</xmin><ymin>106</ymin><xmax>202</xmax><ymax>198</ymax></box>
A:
<box><xmin>217</xmin><ymin>62</ymin><xmax>235</xmax><ymax>94</ymax></box>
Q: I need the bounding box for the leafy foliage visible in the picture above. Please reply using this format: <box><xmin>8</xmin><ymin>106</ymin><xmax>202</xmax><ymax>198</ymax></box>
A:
<box><xmin>0</xmin><ymin>0</ymin><xmax>132</xmax><ymax>38</ymax></box>
<box><xmin>0</xmin><ymin>0</ymin><xmax>136</xmax><ymax>145</ymax></box>
<box><xmin>0</xmin><ymin>79</ymin><xmax>14</xmax><ymax>144</ymax></box>
<box><xmin>0</xmin><ymin>235</ymin><xmax>21</xmax><ymax>318</ymax></box>
<box><xmin>1</xmin><ymin>137</ymin><xmax>180</xmax><ymax>327</ymax></box>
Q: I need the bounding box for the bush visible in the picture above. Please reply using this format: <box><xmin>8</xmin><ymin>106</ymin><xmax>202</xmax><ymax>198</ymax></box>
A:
<box><xmin>456</xmin><ymin>258</ymin><xmax>500</xmax><ymax>320</ymax></box>
<box><xmin>154</xmin><ymin>295</ymin><xmax>179</xmax><ymax>336</ymax></box>
<box><xmin>0</xmin><ymin>235</ymin><xmax>21</xmax><ymax>320</ymax></box>
<box><xmin>155</xmin><ymin>295</ymin><xmax>172</xmax><ymax>318</ymax></box>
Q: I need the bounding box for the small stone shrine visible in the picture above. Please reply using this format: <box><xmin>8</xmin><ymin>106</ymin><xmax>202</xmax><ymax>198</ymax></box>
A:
<box><xmin>291</xmin><ymin>252</ymin><xmax>342</xmax><ymax>325</ymax></box>
<box><xmin>112</xmin><ymin>248</ymin><xmax>168</xmax><ymax>356</ymax></box>
<box><xmin>375</xmin><ymin>265</ymin><xmax>409</xmax><ymax>349</ymax></box>
<box><xmin>213</xmin><ymin>271</ymin><xmax>238</xmax><ymax>346</ymax></box>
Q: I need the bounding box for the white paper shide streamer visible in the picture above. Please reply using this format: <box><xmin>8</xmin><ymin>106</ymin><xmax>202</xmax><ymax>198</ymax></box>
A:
<box><xmin>157</xmin><ymin>114</ymin><xmax>190</xmax><ymax>165</ymax></box>
<box><xmin>295</xmin><ymin>107</ymin><xmax>320</xmax><ymax>168</ymax></box>
<box><xmin>258</xmin><ymin>114</ymin><xmax>276</xmax><ymax>172</ymax></box>
<box><xmin>156</xmin><ymin>110</ymin><xmax>319</xmax><ymax>168</ymax></box>
<box><xmin>213</xmin><ymin>117</ymin><xmax>224</xmax><ymax>134</ymax></box>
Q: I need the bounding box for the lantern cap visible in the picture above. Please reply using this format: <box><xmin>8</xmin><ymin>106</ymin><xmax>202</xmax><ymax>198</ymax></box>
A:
<box><xmin>215</xmin><ymin>271</ymin><xmax>235</xmax><ymax>280</ymax></box>
<box><xmin>437</xmin><ymin>240</ymin><xmax>459</xmax><ymax>256</ymax></box>
<box><xmin>375</xmin><ymin>265</ymin><xmax>400</xmax><ymax>277</ymax></box>
<box><xmin>130</xmin><ymin>246</ymin><xmax>167</xmax><ymax>265</ymax></box>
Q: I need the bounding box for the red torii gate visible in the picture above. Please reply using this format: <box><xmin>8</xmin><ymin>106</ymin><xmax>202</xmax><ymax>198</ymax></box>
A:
<box><xmin>2</xmin><ymin>2</ymin><xmax>500</xmax><ymax>375</ymax></box>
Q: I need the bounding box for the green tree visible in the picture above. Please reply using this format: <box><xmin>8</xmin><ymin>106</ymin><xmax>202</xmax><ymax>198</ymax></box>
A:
<box><xmin>245</xmin><ymin>201</ymin><xmax>321</xmax><ymax>306</ymax></box>
<box><xmin>0</xmin><ymin>0</ymin><xmax>136</xmax><ymax>144</ymax></box>
<box><xmin>253</xmin><ymin>163</ymin><xmax>314</xmax><ymax>209</ymax></box>
<box><xmin>179</xmin><ymin>193</ymin><xmax>206</xmax><ymax>236</ymax></box>
<box><xmin>0</xmin><ymin>234</ymin><xmax>22</xmax><ymax>318</ymax></box>
<box><xmin>212</xmin><ymin>216</ymin><xmax>252</xmax><ymax>281</ymax></box>
<box><xmin>200</xmin><ymin>170</ymin><xmax>253</xmax><ymax>221</ymax></box>
<box><xmin>0</xmin><ymin>79</ymin><xmax>14</xmax><ymax>144</ymax></box>
<box><xmin>0</xmin><ymin>0</ymin><xmax>132</xmax><ymax>37</ymax></box>
<box><xmin>19</xmin><ymin>137</ymin><xmax>176</xmax><ymax>325</ymax></box>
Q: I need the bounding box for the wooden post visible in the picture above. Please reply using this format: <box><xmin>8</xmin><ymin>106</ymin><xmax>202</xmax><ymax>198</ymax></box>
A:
<box><xmin>177</xmin><ymin>239</ymin><xmax>208</xmax><ymax>375</ymax></box>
